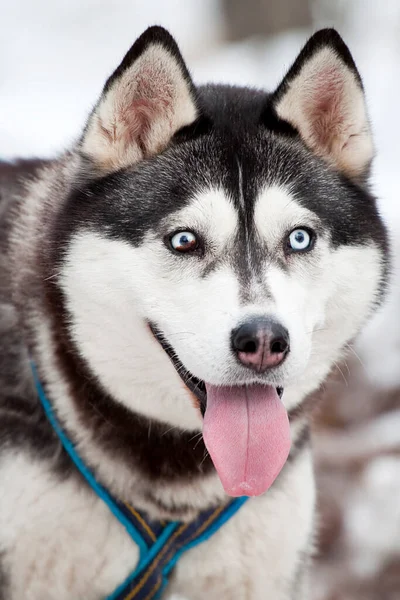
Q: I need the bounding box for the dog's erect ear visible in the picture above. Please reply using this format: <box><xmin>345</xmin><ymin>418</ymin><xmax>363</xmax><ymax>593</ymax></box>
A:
<box><xmin>80</xmin><ymin>26</ymin><xmax>198</xmax><ymax>173</ymax></box>
<box><xmin>271</xmin><ymin>29</ymin><xmax>373</xmax><ymax>178</ymax></box>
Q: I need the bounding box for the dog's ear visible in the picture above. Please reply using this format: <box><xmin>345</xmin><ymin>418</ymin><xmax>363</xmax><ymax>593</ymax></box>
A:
<box><xmin>80</xmin><ymin>26</ymin><xmax>198</xmax><ymax>173</ymax></box>
<box><xmin>270</xmin><ymin>29</ymin><xmax>373</xmax><ymax>178</ymax></box>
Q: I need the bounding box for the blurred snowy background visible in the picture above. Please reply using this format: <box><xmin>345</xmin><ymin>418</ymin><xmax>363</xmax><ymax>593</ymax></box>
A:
<box><xmin>1</xmin><ymin>1</ymin><xmax>399</xmax><ymax>597</ymax></box>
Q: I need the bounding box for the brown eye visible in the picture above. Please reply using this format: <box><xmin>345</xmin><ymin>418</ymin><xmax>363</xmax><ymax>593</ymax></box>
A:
<box><xmin>170</xmin><ymin>231</ymin><xmax>198</xmax><ymax>253</ymax></box>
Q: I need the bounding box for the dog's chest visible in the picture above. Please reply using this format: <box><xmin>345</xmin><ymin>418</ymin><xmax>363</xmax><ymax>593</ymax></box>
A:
<box><xmin>0</xmin><ymin>453</ymin><xmax>139</xmax><ymax>600</ymax></box>
<box><xmin>0</xmin><ymin>451</ymin><xmax>314</xmax><ymax>600</ymax></box>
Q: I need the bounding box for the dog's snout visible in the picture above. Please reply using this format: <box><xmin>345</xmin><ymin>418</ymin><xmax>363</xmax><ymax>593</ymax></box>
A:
<box><xmin>231</xmin><ymin>318</ymin><xmax>290</xmax><ymax>372</ymax></box>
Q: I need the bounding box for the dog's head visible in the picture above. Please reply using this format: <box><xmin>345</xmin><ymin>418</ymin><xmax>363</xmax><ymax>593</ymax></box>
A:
<box><xmin>55</xmin><ymin>27</ymin><xmax>387</xmax><ymax>496</ymax></box>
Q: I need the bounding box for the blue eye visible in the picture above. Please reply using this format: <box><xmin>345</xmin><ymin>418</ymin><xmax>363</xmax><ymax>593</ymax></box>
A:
<box><xmin>288</xmin><ymin>228</ymin><xmax>313</xmax><ymax>252</ymax></box>
<box><xmin>170</xmin><ymin>231</ymin><xmax>198</xmax><ymax>253</ymax></box>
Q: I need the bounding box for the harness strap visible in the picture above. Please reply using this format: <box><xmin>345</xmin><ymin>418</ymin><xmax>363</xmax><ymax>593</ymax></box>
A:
<box><xmin>31</xmin><ymin>364</ymin><xmax>248</xmax><ymax>600</ymax></box>
<box><xmin>121</xmin><ymin>503</ymin><xmax>165</xmax><ymax>546</ymax></box>
<box><xmin>110</xmin><ymin>498</ymin><xmax>247</xmax><ymax>600</ymax></box>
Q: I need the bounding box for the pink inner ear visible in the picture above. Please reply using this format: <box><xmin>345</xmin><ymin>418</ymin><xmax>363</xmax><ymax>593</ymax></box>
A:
<box><xmin>305</xmin><ymin>65</ymin><xmax>348</xmax><ymax>150</ymax></box>
<box><xmin>97</xmin><ymin>99</ymin><xmax>156</xmax><ymax>149</ymax></box>
<box><xmin>123</xmin><ymin>99</ymin><xmax>156</xmax><ymax>150</ymax></box>
<box><xmin>276</xmin><ymin>43</ymin><xmax>372</xmax><ymax>177</ymax></box>
<box><xmin>118</xmin><ymin>65</ymin><xmax>177</xmax><ymax>153</ymax></box>
<box><xmin>82</xmin><ymin>40</ymin><xmax>198</xmax><ymax>172</ymax></box>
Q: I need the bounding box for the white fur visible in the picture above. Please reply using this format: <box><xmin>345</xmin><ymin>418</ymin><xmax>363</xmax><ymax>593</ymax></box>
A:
<box><xmin>254</xmin><ymin>185</ymin><xmax>383</xmax><ymax>411</ymax></box>
<box><xmin>0</xmin><ymin>453</ymin><xmax>139</xmax><ymax>600</ymax></box>
<box><xmin>0</xmin><ymin>448</ymin><xmax>314</xmax><ymax>600</ymax></box>
<box><xmin>61</xmin><ymin>184</ymin><xmax>383</xmax><ymax>421</ymax></box>
<box><xmin>275</xmin><ymin>47</ymin><xmax>374</xmax><ymax>177</ymax></box>
<box><xmin>59</xmin><ymin>188</ymin><xmax>240</xmax><ymax>429</ymax></box>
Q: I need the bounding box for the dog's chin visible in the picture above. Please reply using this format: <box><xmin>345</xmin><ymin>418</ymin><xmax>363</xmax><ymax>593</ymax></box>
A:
<box><xmin>149</xmin><ymin>323</ymin><xmax>283</xmax><ymax>416</ymax></box>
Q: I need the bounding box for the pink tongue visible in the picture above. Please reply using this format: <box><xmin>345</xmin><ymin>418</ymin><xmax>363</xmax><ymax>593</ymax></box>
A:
<box><xmin>203</xmin><ymin>384</ymin><xmax>291</xmax><ymax>497</ymax></box>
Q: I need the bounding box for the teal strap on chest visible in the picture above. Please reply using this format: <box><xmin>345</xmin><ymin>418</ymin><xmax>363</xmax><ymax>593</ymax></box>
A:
<box><xmin>31</xmin><ymin>364</ymin><xmax>248</xmax><ymax>600</ymax></box>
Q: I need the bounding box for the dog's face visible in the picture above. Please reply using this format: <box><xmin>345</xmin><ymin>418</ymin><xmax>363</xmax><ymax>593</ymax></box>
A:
<box><xmin>56</xmin><ymin>27</ymin><xmax>387</xmax><ymax>496</ymax></box>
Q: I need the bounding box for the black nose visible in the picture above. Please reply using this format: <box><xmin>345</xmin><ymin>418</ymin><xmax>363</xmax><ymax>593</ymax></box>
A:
<box><xmin>231</xmin><ymin>318</ymin><xmax>290</xmax><ymax>372</ymax></box>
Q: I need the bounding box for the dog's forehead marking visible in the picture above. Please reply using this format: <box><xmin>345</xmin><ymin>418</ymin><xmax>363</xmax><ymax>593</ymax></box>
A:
<box><xmin>167</xmin><ymin>188</ymin><xmax>238</xmax><ymax>247</ymax></box>
<box><xmin>254</xmin><ymin>185</ymin><xmax>318</xmax><ymax>242</ymax></box>
<box><xmin>236</xmin><ymin>157</ymin><xmax>246</xmax><ymax>214</ymax></box>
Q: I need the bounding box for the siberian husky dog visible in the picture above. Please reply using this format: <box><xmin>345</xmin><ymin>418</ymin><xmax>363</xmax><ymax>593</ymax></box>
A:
<box><xmin>0</xmin><ymin>26</ymin><xmax>388</xmax><ymax>600</ymax></box>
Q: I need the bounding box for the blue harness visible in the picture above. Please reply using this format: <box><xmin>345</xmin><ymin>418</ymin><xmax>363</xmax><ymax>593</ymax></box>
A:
<box><xmin>32</xmin><ymin>365</ymin><xmax>248</xmax><ymax>600</ymax></box>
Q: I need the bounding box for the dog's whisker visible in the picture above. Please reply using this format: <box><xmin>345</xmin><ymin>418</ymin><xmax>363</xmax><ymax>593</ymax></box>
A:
<box><xmin>344</xmin><ymin>343</ymin><xmax>367</xmax><ymax>371</ymax></box>
<box><xmin>333</xmin><ymin>361</ymin><xmax>349</xmax><ymax>386</ymax></box>
<box><xmin>193</xmin><ymin>434</ymin><xmax>204</xmax><ymax>451</ymax></box>
<box><xmin>199</xmin><ymin>450</ymin><xmax>210</xmax><ymax>469</ymax></box>
<box><xmin>161</xmin><ymin>425</ymin><xmax>179</xmax><ymax>437</ymax></box>
<box><xmin>43</xmin><ymin>271</ymin><xmax>61</xmax><ymax>282</ymax></box>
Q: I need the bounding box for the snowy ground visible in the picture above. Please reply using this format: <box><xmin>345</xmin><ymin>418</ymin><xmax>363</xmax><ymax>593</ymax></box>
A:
<box><xmin>1</xmin><ymin>1</ymin><xmax>400</xmax><ymax>597</ymax></box>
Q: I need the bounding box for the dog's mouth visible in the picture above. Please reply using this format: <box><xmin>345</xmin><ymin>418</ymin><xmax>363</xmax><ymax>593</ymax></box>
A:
<box><xmin>149</xmin><ymin>324</ymin><xmax>208</xmax><ymax>414</ymax></box>
<box><xmin>149</xmin><ymin>323</ymin><xmax>290</xmax><ymax>497</ymax></box>
<box><xmin>149</xmin><ymin>324</ymin><xmax>283</xmax><ymax>414</ymax></box>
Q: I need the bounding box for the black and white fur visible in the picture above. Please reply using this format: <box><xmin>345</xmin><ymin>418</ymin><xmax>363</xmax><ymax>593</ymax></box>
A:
<box><xmin>0</xmin><ymin>27</ymin><xmax>388</xmax><ymax>599</ymax></box>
